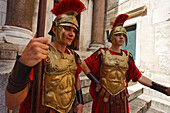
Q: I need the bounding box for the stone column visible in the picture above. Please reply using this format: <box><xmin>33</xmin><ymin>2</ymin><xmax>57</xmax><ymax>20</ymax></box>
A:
<box><xmin>89</xmin><ymin>0</ymin><xmax>105</xmax><ymax>50</ymax></box>
<box><xmin>6</xmin><ymin>0</ymin><xmax>34</xmax><ymax>30</ymax></box>
<box><xmin>0</xmin><ymin>1</ymin><xmax>34</xmax><ymax>112</ymax></box>
<box><xmin>3</xmin><ymin>0</ymin><xmax>35</xmax><ymax>45</ymax></box>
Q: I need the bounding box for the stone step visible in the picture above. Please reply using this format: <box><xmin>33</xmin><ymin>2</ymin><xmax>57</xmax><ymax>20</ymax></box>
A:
<box><xmin>80</xmin><ymin>74</ymin><xmax>91</xmax><ymax>88</ymax></box>
<box><xmin>129</xmin><ymin>98</ymin><xmax>150</xmax><ymax>113</ymax></box>
<box><xmin>82</xmin><ymin>87</ymin><xmax>92</xmax><ymax>104</ymax></box>
<box><xmin>138</xmin><ymin>94</ymin><xmax>170</xmax><ymax>113</ymax></box>
<box><xmin>146</xmin><ymin>107</ymin><xmax>164</xmax><ymax>113</ymax></box>
<box><xmin>128</xmin><ymin>84</ymin><xmax>143</xmax><ymax>101</ymax></box>
<box><xmin>83</xmin><ymin>101</ymin><xmax>92</xmax><ymax>113</ymax></box>
<box><xmin>143</xmin><ymin>86</ymin><xmax>170</xmax><ymax>102</ymax></box>
<box><xmin>129</xmin><ymin>83</ymin><xmax>170</xmax><ymax>113</ymax></box>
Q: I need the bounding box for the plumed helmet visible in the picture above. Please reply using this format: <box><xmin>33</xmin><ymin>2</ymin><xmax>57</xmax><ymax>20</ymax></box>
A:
<box><xmin>50</xmin><ymin>0</ymin><xmax>86</xmax><ymax>46</ymax></box>
<box><xmin>110</xmin><ymin>14</ymin><xmax>129</xmax><ymax>46</ymax></box>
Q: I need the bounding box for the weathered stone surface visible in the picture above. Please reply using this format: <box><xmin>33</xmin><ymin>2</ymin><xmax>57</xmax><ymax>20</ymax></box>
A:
<box><xmin>0</xmin><ymin>43</ymin><xmax>25</xmax><ymax>55</ymax></box>
<box><xmin>0</xmin><ymin>73</ymin><xmax>9</xmax><ymax>106</ymax></box>
<box><xmin>0</xmin><ymin>60</ymin><xmax>15</xmax><ymax>73</ymax></box>
<box><xmin>129</xmin><ymin>98</ymin><xmax>148</xmax><ymax>113</ymax></box>
<box><xmin>5</xmin><ymin>0</ymin><xmax>35</xmax><ymax>30</ymax></box>
<box><xmin>82</xmin><ymin>87</ymin><xmax>92</xmax><ymax>103</ymax></box>
<box><xmin>0</xmin><ymin>105</ymin><xmax>8</xmax><ymax>113</ymax></box>
<box><xmin>3</xmin><ymin>26</ymin><xmax>33</xmax><ymax>45</ymax></box>
<box><xmin>80</xmin><ymin>75</ymin><xmax>91</xmax><ymax>88</ymax></box>
<box><xmin>146</xmin><ymin>107</ymin><xmax>164</xmax><ymax>113</ymax></box>
<box><xmin>0</xmin><ymin>50</ymin><xmax>17</xmax><ymax>60</ymax></box>
<box><xmin>128</xmin><ymin>87</ymin><xmax>143</xmax><ymax>101</ymax></box>
<box><xmin>91</xmin><ymin>0</ymin><xmax>105</xmax><ymax>44</ymax></box>
<box><xmin>83</xmin><ymin>101</ymin><xmax>92</xmax><ymax>113</ymax></box>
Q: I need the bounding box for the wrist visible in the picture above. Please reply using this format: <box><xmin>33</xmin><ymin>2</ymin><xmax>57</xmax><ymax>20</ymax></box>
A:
<box><xmin>150</xmin><ymin>81</ymin><xmax>168</xmax><ymax>95</ymax></box>
<box><xmin>19</xmin><ymin>56</ymin><xmax>30</xmax><ymax>67</ymax></box>
<box><xmin>86</xmin><ymin>72</ymin><xmax>100</xmax><ymax>85</ymax></box>
<box><xmin>76</xmin><ymin>89</ymin><xmax>84</xmax><ymax>105</ymax></box>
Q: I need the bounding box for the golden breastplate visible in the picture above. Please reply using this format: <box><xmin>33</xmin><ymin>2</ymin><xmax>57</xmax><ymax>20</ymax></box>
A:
<box><xmin>42</xmin><ymin>44</ymin><xmax>77</xmax><ymax>113</ymax></box>
<box><xmin>100</xmin><ymin>49</ymin><xmax>129</xmax><ymax>95</ymax></box>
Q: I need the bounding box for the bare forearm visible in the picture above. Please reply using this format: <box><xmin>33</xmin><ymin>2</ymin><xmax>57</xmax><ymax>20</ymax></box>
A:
<box><xmin>138</xmin><ymin>75</ymin><xmax>170</xmax><ymax>96</ymax></box>
<box><xmin>5</xmin><ymin>85</ymin><xmax>30</xmax><ymax>110</ymax></box>
<box><xmin>75</xmin><ymin>77</ymin><xmax>81</xmax><ymax>90</ymax></box>
<box><xmin>80</xmin><ymin>61</ymin><xmax>91</xmax><ymax>74</ymax></box>
<box><xmin>138</xmin><ymin>76</ymin><xmax>152</xmax><ymax>87</ymax></box>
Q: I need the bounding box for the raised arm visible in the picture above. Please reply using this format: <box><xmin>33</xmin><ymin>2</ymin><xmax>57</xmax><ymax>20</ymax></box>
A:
<box><xmin>5</xmin><ymin>37</ymin><xmax>49</xmax><ymax>109</ymax></box>
<box><xmin>138</xmin><ymin>75</ymin><xmax>170</xmax><ymax>96</ymax></box>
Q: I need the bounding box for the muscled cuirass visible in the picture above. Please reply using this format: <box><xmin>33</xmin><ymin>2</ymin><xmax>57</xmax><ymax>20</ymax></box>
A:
<box><xmin>100</xmin><ymin>49</ymin><xmax>129</xmax><ymax>95</ymax></box>
<box><xmin>42</xmin><ymin>44</ymin><xmax>77</xmax><ymax>113</ymax></box>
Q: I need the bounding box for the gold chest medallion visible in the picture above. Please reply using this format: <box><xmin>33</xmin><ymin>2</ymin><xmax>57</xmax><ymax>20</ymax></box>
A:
<box><xmin>42</xmin><ymin>44</ymin><xmax>77</xmax><ymax>113</ymax></box>
<box><xmin>100</xmin><ymin>49</ymin><xmax>129</xmax><ymax>95</ymax></box>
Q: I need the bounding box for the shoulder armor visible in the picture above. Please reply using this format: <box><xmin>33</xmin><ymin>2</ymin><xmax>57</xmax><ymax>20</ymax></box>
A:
<box><xmin>94</xmin><ymin>49</ymin><xmax>103</xmax><ymax>60</ymax></box>
<box><xmin>128</xmin><ymin>52</ymin><xmax>134</xmax><ymax>63</ymax></box>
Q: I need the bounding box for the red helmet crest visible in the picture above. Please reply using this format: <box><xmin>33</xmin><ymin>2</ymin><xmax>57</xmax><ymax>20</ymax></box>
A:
<box><xmin>112</xmin><ymin>14</ymin><xmax>129</xmax><ymax>29</ymax></box>
<box><xmin>51</xmin><ymin>0</ymin><xmax>86</xmax><ymax>16</ymax></box>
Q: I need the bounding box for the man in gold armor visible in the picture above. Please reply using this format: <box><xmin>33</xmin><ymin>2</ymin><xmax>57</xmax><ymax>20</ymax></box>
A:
<box><xmin>81</xmin><ymin>14</ymin><xmax>170</xmax><ymax>113</ymax></box>
<box><xmin>5</xmin><ymin>0</ymin><xmax>86</xmax><ymax>113</ymax></box>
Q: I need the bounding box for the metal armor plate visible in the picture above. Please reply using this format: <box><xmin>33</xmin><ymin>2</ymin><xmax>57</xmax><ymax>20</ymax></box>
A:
<box><xmin>42</xmin><ymin>44</ymin><xmax>77</xmax><ymax>113</ymax></box>
<box><xmin>100</xmin><ymin>49</ymin><xmax>129</xmax><ymax>95</ymax></box>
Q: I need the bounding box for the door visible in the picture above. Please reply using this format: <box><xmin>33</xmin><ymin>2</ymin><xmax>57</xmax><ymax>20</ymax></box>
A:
<box><xmin>121</xmin><ymin>24</ymin><xmax>136</xmax><ymax>61</ymax></box>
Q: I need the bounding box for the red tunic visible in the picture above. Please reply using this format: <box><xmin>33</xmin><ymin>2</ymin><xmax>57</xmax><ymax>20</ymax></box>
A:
<box><xmin>85</xmin><ymin>48</ymin><xmax>142</xmax><ymax>113</ymax></box>
<box><xmin>19</xmin><ymin>48</ymin><xmax>82</xmax><ymax>113</ymax></box>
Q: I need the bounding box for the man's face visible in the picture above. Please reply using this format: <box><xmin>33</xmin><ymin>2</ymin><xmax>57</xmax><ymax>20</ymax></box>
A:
<box><xmin>61</xmin><ymin>26</ymin><xmax>77</xmax><ymax>46</ymax></box>
<box><xmin>113</xmin><ymin>33</ymin><xmax>126</xmax><ymax>46</ymax></box>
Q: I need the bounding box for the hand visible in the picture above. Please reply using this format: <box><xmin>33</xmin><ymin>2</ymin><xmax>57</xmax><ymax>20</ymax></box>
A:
<box><xmin>77</xmin><ymin>104</ymin><xmax>83</xmax><ymax>113</ymax></box>
<box><xmin>19</xmin><ymin>36</ymin><xmax>49</xmax><ymax>67</ymax></box>
<box><xmin>166</xmin><ymin>87</ymin><xmax>170</xmax><ymax>96</ymax></box>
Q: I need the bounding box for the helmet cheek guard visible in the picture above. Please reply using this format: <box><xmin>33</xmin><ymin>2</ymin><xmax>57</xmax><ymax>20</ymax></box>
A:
<box><xmin>110</xmin><ymin>26</ymin><xmax>128</xmax><ymax>46</ymax></box>
<box><xmin>55</xmin><ymin>25</ymin><xmax>65</xmax><ymax>43</ymax></box>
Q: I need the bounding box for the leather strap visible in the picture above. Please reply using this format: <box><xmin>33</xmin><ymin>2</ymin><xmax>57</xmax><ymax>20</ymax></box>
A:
<box><xmin>150</xmin><ymin>81</ymin><xmax>168</xmax><ymax>95</ymax></box>
<box><xmin>98</xmin><ymin>88</ymin><xmax>106</xmax><ymax>113</ymax></box>
<box><xmin>76</xmin><ymin>89</ymin><xmax>84</xmax><ymax>104</ymax></box>
<box><xmin>104</xmin><ymin>91</ymin><xmax>110</xmax><ymax>113</ymax></box>
<box><xmin>86</xmin><ymin>72</ymin><xmax>100</xmax><ymax>85</ymax></box>
<box><xmin>110</xmin><ymin>95</ymin><xmax>115</xmax><ymax>113</ymax></box>
<box><xmin>116</xmin><ymin>93</ymin><xmax>121</xmax><ymax>113</ymax></box>
<box><xmin>6</xmin><ymin>58</ymin><xmax>32</xmax><ymax>93</ymax></box>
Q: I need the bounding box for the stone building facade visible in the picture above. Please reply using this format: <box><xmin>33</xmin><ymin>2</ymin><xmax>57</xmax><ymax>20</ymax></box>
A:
<box><xmin>0</xmin><ymin>0</ymin><xmax>170</xmax><ymax>113</ymax></box>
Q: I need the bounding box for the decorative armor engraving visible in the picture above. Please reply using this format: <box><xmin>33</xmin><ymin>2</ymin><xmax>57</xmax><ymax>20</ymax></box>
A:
<box><xmin>100</xmin><ymin>49</ymin><xmax>129</xmax><ymax>95</ymax></box>
<box><xmin>42</xmin><ymin>44</ymin><xmax>77</xmax><ymax>113</ymax></box>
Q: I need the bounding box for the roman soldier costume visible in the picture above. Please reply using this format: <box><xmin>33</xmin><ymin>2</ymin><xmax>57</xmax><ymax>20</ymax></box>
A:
<box><xmin>84</xmin><ymin>14</ymin><xmax>169</xmax><ymax>113</ymax></box>
<box><xmin>84</xmin><ymin>14</ymin><xmax>134</xmax><ymax>113</ymax></box>
<box><xmin>41</xmin><ymin>0</ymin><xmax>86</xmax><ymax>112</ymax></box>
<box><xmin>6</xmin><ymin>0</ymin><xmax>86</xmax><ymax>113</ymax></box>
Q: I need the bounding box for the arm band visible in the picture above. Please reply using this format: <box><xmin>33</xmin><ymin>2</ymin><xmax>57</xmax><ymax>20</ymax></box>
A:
<box><xmin>150</xmin><ymin>81</ymin><xmax>168</xmax><ymax>95</ymax></box>
<box><xmin>6</xmin><ymin>58</ymin><xmax>32</xmax><ymax>93</ymax></box>
<box><xmin>87</xmin><ymin>72</ymin><xmax>100</xmax><ymax>85</ymax></box>
<box><xmin>76</xmin><ymin>89</ymin><xmax>84</xmax><ymax>104</ymax></box>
